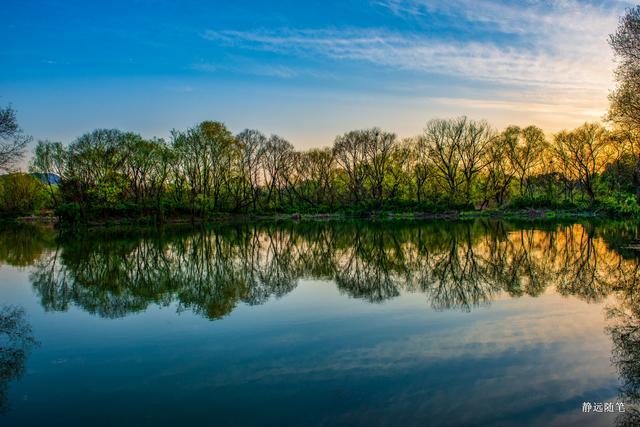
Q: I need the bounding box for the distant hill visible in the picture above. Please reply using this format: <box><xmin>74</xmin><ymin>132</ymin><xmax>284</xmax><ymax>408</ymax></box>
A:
<box><xmin>30</xmin><ymin>173</ymin><xmax>60</xmax><ymax>185</ymax></box>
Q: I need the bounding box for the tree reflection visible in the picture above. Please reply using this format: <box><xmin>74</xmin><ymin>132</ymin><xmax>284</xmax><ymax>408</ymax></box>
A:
<box><xmin>0</xmin><ymin>305</ymin><xmax>37</xmax><ymax>413</ymax></box>
<box><xmin>0</xmin><ymin>224</ymin><xmax>55</xmax><ymax>268</ymax></box>
<box><xmin>15</xmin><ymin>219</ymin><xmax>640</xmax><ymax>320</ymax></box>
<box><xmin>609</xmin><ymin>302</ymin><xmax>640</xmax><ymax>425</ymax></box>
<box><xmin>602</xmin><ymin>244</ymin><xmax>640</xmax><ymax>426</ymax></box>
<box><xmin>7</xmin><ymin>220</ymin><xmax>640</xmax><ymax>420</ymax></box>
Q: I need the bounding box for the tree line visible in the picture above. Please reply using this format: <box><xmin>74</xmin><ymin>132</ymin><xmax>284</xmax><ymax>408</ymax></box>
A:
<box><xmin>22</xmin><ymin>117</ymin><xmax>638</xmax><ymax>220</ymax></box>
<box><xmin>2</xmin><ymin>6</ymin><xmax>640</xmax><ymax>219</ymax></box>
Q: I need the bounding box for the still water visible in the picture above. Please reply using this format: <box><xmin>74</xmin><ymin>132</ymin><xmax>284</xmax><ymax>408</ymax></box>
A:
<box><xmin>1</xmin><ymin>220</ymin><xmax>639</xmax><ymax>426</ymax></box>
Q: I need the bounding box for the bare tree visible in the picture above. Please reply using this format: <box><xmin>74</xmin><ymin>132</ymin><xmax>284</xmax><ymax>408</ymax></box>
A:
<box><xmin>409</xmin><ymin>136</ymin><xmax>432</xmax><ymax>205</ymax></box>
<box><xmin>0</xmin><ymin>106</ymin><xmax>31</xmax><ymax>172</ymax></box>
<box><xmin>236</xmin><ymin>129</ymin><xmax>267</xmax><ymax>212</ymax></box>
<box><xmin>361</xmin><ymin>128</ymin><xmax>397</xmax><ymax>206</ymax></box>
<box><xmin>423</xmin><ymin>117</ymin><xmax>466</xmax><ymax>203</ymax></box>
<box><xmin>333</xmin><ymin>130</ymin><xmax>367</xmax><ymax>204</ymax></box>
<box><xmin>261</xmin><ymin>135</ymin><xmax>294</xmax><ymax>208</ymax></box>
<box><xmin>609</xmin><ymin>6</ymin><xmax>640</xmax><ymax>131</ymax></box>
<box><xmin>293</xmin><ymin>148</ymin><xmax>336</xmax><ymax>208</ymax></box>
<box><xmin>505</xmin><ymin>125</ymin><xmax>547</xmax><ymax>196</ymax></box>
<box><xmin>552</xmin><ymin>123</ymin><xmax>612</xmax><ymax>203</ymax></box>
<box><xmin>481</xmin><ymin>136</ymin><xmax>515</xmax><ymax>207</ymax></box>
<box><xmin>459</xmin><ymin>119</ymin><xmax>495</xmax><ymax>202</ymax></box>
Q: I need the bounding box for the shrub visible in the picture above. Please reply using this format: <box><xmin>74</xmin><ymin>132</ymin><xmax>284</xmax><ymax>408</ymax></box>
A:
<box><xmin>0</xmin><ymin>173</ymin><xmax>49</xmax><ymax>216</ymax></box>
<box><xmin>598</xmin><ymin>192</ymin><xmax>640</xmax><ymax>215</ymax></box>
<box><xmin>55</xmin><ymin>202</ymin><xmax>81</xmax><ymax>224</ymax></box>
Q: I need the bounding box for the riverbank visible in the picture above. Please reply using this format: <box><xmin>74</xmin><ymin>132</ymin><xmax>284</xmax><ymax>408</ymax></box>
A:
<box><xmin>10</xmin><ymin>207</ymin><xmax>620</xmax><ymax>228</ymax></box>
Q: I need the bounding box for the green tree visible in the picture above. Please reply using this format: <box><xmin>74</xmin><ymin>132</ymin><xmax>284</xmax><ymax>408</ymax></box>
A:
<box><xmin>64</xmin><ymin>129</ymin><xmax>132</xmax><ymax>212</ymax></box>
<box><xmin>0</xmin><ymin>173</ymin><xmax>48</xmax><ymax>215</ymax></box>
<box><xmin>172</xmin><ymin>121</ymin><xmax>238</xmax><ymax>215</ymax></box>
<box><xmin>30</xmin><ymin>140</ymin><xmax>66</xmax><ymax>208</ymax></box>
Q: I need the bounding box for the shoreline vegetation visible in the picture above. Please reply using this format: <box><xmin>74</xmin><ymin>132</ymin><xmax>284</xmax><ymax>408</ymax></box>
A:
<box><xmin>5</xmin><ymin>115</ymin><xmax>640</xmax><ymax>228</ymax></box>
<box><xmin>12</xmin><ymin>114</ymin><xmax>640</xmax><ymax>228</ymax></box>
<box><xmin>12</xmin><ymin>207</ymin><xmax>618</xmax><ymax>229</ymax></box>
<box><xmin>2</xmin><ymin>7</ymin><xmax>640</xmax><ymax>228</ymax></box>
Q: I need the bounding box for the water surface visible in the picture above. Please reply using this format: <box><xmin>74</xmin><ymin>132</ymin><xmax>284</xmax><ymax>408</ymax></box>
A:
<box><xmin>1</xmin><ymin>220</ymin><xmax>639</xmax><ymax>426</ymax></box>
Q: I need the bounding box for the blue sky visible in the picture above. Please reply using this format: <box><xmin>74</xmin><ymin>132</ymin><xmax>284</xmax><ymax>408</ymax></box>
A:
<box><xmin>1</xmin><ymin>0</ymin><xmax>634</xmax><ymax>151</ymax></box>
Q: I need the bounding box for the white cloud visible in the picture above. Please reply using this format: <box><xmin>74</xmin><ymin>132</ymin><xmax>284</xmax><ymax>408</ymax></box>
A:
<box><xmin>371</xmin><ymin>0</ymin><xmax>624</xmax><ymax>85</ymax></box>
<box><xmin>202</xmin><ymin>0</ymin><xmax>631</xmax><ymax>128</ymax></box>
<box><xmin>204</xmin><ymin>26</ymin><xmax>612</xmax><ymax>92</ymax></box>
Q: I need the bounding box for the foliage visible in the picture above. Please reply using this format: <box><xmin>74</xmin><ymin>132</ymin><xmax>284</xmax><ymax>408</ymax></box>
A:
<box><xmin>0</xmin><ymin>173</ymin><xmax>49</xmax><ymax>215</ymax></box>
<box><xmin>598</xmin><ymin>192</ymin><xmax>640</xmax><ymax>216</ymax></box>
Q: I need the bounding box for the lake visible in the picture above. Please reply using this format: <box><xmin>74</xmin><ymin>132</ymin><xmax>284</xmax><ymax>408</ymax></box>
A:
<box><xmin>1</xmin><ymin>219</ymin><xmax>639</xmax><ymax>426</ymax></box>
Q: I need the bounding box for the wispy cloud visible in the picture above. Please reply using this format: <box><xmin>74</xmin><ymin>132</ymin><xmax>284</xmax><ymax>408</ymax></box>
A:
<box><xmin>377</xmin><ymin>0</ymin><xmax>631</xmax><ymax>122</ymax></box>
<box><xmin>429</xmin><ymin>95</ymin><xmax>606</xmax><ymax>130</ymax></box>
<box><xmin>373</xmin><ymin>0</ymin><xmax>625</xmax><ymax>89</ymax></box>
<box><xmin>191</xmin><ymin>60</ymin><xmax>300</xmax><ymax>79</ymax></box>
<box><xmin>191</xmin><ymin>57</ymin><xmax>338</xmax><ymax>80</ymax></box>
<box><xmin>202</xmin><ymin>24</ymin><xmax>612</xmax><ymax>90</ymax></box>
<box><xmin>202</xmin><ymin>0</ymin><xmax>628</xmax><ymax>125</ymax></box>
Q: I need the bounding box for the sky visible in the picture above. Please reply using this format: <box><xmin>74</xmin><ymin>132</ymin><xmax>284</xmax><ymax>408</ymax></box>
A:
<box><xmin>0</xmin><ymin>0</ymin><xmax>635</xmax><ymax>151</ymax></box>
